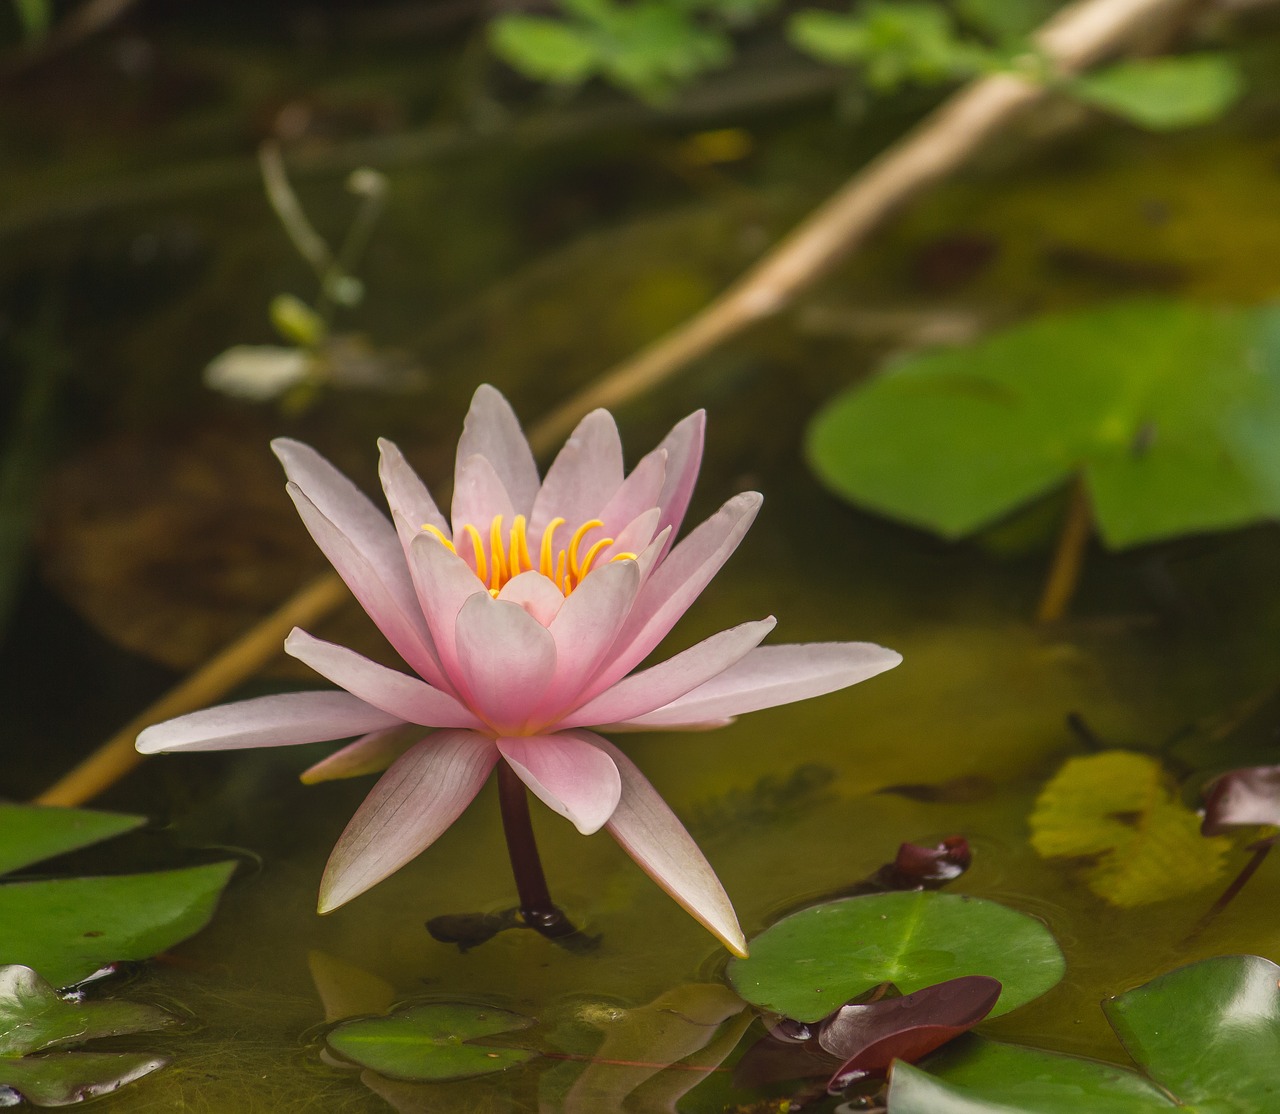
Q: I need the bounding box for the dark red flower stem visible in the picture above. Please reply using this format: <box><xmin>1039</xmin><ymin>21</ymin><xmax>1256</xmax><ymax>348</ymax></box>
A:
<box><xmin>496</xmin><ymin>760</ymin><xmax>575</xmax><ymax>938</ymax></box>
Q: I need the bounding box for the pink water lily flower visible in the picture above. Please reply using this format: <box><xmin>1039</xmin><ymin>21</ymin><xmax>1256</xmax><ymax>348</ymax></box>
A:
<box><xmin>137</xmin><ymin>386</ymin><xmax>900</xmax><ymax>955</ymax></box>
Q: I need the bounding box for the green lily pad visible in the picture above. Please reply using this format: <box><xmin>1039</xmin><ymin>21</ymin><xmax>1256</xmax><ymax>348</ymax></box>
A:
<box><xmin>326</xmin><ymin>1002</ymin><xmax>537</xmax><ymax>1082</ymax></box>
<box><xmin>0</xmin><ymin>965</ymin><xmax>173</xmax><ymax>1108</ymax></box>
<box><xmin>0</xmin><ymin>805</ymin><xmax>146</xmax><ymax>877</ymax></box>
<box><xmin>887</xmin><ymin>1038</ymin><xmax>1177</xmax><ymax>1112</ymax></box>
<box><xmin>1030</xmin><ymin>751</ymin><xmax>1229</xmax><ymax>907</ymax></box>
<box><xmin>726</xmin><ymin>892</ymin><xmax>1064</xmax><ymax>1023</ymax></box>
<box><xmin>0</xmin><ymin>861</ymin><xmax>237</xmax><ymax>988</ymax></box>
<box><xmin>806</xmin><ymin>301</ymin><xmax>1280</xmax><ymax>549</ymax></box>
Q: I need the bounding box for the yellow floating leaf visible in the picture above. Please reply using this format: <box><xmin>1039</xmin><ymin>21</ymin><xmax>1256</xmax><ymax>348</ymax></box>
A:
<box><xmin>1030</xmin><ymin>751</ymin><xmax>1228</xmax><ymax>907</ymax></box>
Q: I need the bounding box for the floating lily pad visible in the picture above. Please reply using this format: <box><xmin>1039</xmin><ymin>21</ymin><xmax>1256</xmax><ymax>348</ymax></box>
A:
<box><xmin>726</xmin><ymin>892</ymin><xmax>1063</xmax><ymax>1023</ymax></box>
<box><xmin>0</xmin><ymin>805</ymin><xmax>146</xmax><ymax>877</ymax></box>
<box><xmin>806</xmin><ymin>301</ymin><xmax>1280</xmax><ymax>549</ymax></box>
<box><xmin>326</xmin><ymin>1002</ymin><xmax>536</xmax><ymax>1082</ymax></box>
<box><xmin>0</xmin><ymin>861</ymin><xmax>237</xmax><ymax>988</ymax></box>
<box><xmin>0</xmin><ymin>965</ymin><xmax>172</xmax><ymax>1108</ymax></box>
<box><xmin>1030</xmin><ymin>751</ymin><xmax>1228</xmax><ymax>907</ymax></box>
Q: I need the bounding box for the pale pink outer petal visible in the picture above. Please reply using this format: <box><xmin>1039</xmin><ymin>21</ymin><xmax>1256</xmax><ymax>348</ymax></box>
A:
<box><xmin>596</xmin><ymin>450</ymin><xmax>666</xmax><ymax>538</ymax></box>
<box><xmin>593</xmin><ymin>735</ymin><xmax>746</xmax><ymax>957</ymax></box>
<box><xmin>300</xmin><ymin>724</ymin><xmax>422</xmax><ymax>784</ymax></box>
<box><xmin>581</xmin><ymin>492</ymin><xmax>762</xmax><ymax>701</ymax></box>
<box><xmin>286</xmin><ymin>483</ymin><xmax>447</xmax><ymax>689</ymax></box>
<box><xmin>285</xmin><ymin>629</ymin><xmax>483</xmax><ymax>729</ymax></box>
<box><xmin>616</xmin><ymin>642</ymin><xmax>903</xmax><ymax>728</ymax></box>
<box><xmin>599</xmin><ymin>507</ymin><xmax>661</xmax><ymax>567</ymax></box>
<box><xmin>319</xmin><ymin>731</ymin><xmax>499</xmax><ymax>912</ymax></box>
<box><xmin>534</xmin><ymin>559</ymin><xmax>642</xmax><ymax>721</ymax></box>
<box><xmin>136</xmin><ymin>691</ymin><xmax>402</xmax><ymax>754</ymax></box>
<box><xmin>406</xmin><ymin>533</ymin><xmax>487</xmax><ymax>683</ymax></box>
<box><xmin>600</xmin><ymin>718</ymin><xmax>735</xmax><ymax>733</ymax></box>
<box><xmin>378</xmin><ymin>438</ymin><xmax>449</xmax><ymax>549</ymax></box>
<box><xmin>451</xmin><ymin>453</ymin><xmax>517</xmax><ymax>553</ymax></box>
<box><xmin>454</xmin><ymin>594</ymin><xmax>558</xmax><ymax>731</ymax></box>
<box><xmin>653</xmin><ymin>410</ymin><xmax>705</xmax><ymax>551</ymax></box>
<box><xmin>530</xmin><ymin>410</ymin><xmax>625</xmax><ymax>536</ymax></box>
<box><xmin>496</xmin><ymin>732</ymin><xmax>621</xmax><ymax>835</ymax></box>
<box><xmin>497</xmin><ymin>570</ymin><xmax>566</xmax><ymax>627</ymax></box>
<box><xmin>455</xmin><ymin>384</ymin><xmax>541</xmax><ymax>516</ymax></box>
<box><xmin>560</xmin><ymin>617</ymin><xmax>776</xmax><ymax>728</ymax></box>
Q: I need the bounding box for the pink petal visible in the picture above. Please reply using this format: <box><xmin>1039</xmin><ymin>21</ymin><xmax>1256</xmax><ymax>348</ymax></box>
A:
<box><xmin>136</xmin><ymin>691</ymin><xmax>402</xmax><ymax>754</ymax></box>
<box><xmin>594</xmin><ymin>736</ymin><xmax>746</xmax><ymax>957</ymax></box>
<box><xmin>602</xmin><ymin>718</ymin><xmax>735</xmax><ymax>733</ymax></box>
<box><xmin>618</xmin><ymin>642</ymin><xmax>903</xmax><ymax>728</ymax></box>
<box><xmin>286</xmin><ymin>483</ymin><xmax>447</xmax><ymax>689</ymax></box>
<box><xmin>285</xmin><ymin>629</ymin><xmax>482</xmax><ymax>728</ymax></box>
<box><xmin>454</xmin><ymin>593</ymin><xmax>558</xmax><ymax>731</ymax></box>
<box><xmin>533</xmin><ymin>559</ymin><xmax>642</xmax><ymax>722</ymax></box>
<box><xmin>378</xmin><ymin>438</ymin><xmax>450</xmax><ymax>550</ymax></box>
<box><xmin>585</xmin><ymin>492</ymin><xmax>762</xmax><ymax>699</ymax></box>
<box><xmin>562</xmin><ymin>617</ymin><xmax>775</xmax><ymax>727</ymax></box>
<box><xmin>455</xmin><ymin>384</ymin><xmax>541</xmax><ymax>516</ymax></box>
<box><xmin>530</xmin><ymin>410</ymin><xmax>625</xmax><ymax>535</ymax></box>
<box><xmin>300</xmin><ymin>724</ymin><xmax>422</xmax><ymax>784</ymax></box>
<box><xmin>652</xmin><ymin>410</ymin><xmax>705</xmax><ymax>552</ymax></box>
<box><xmin>497</xmin><ymin>570</ymin><xmax>565</xmax><ymax>627</ymax></box>
<box><xmin>319</xmin><ymin>731</ymin><xmax>498</xmax><ymax>912</ymax></box>
<box><xmin>599</xmin><ymin>507</ymin><xmax>661</xmax><ymax>567</ymax></box>
<box><xmin>451</xmin><ymin>453</ymin><xmax>516</xmax><ymax>556</ymax></box>
<box><xmin>496</xmin><ymin>731</ymin><xmax>621</xmax><ymax>835</ymax></box>
<box><xmin>597</xmin><ymin>450</ymin><xmax>666</xmax><ymax>538</ymax></box>
<box><xmin>406</xmin><ymin>532</ymin><xmax>487</xmax><ymax>684</ymax></box>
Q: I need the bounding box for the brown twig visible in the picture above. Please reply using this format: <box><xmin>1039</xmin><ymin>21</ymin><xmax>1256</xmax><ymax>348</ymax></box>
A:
<box><xmin>1036</xmin><ymin>477</ymin><xmax>1094</xmax><ymax>624</ymax></box>
<box><xmin>34</xmin><ymin>0</ymin><xmax>1193</xmax><ymax>807</ymax></box>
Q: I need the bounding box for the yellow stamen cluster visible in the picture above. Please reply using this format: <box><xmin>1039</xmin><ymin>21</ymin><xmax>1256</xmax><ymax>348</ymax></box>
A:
<box><xmin>422</xmin><ymin>515</ymin><xmax>636</xmax><ymax>597</ymax></box>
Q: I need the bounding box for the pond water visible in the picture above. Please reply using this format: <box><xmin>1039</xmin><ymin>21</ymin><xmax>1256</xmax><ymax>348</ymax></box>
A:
<box><xmin>5</xmin><ymin>9</ymin><xmax>1280</xmax><ymax>1110</ymax></box>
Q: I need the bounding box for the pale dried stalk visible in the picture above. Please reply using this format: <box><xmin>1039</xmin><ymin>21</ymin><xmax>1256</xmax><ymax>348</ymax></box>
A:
<box><xmin>36</xmin><ymin>0</ymin><xmax>1189</xmax><ymax>807</ymax></box>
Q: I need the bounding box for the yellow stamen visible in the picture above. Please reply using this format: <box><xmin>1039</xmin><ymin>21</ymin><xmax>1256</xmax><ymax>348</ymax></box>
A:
<box><xmin>461</xmin><ymin>524</ymin><xmax>487</xmax><ymax>584</ymax></box>
<box><xmin>420</xmin><ymin>523</ymin><xmax>456</xmax><ymax>551</ymax></box>
<box><xmin>489</xmin><ymin>515</ymin><xmax>506</xmax><ymax>591</ymax></box>
<box><xmin>554</xmin><ymin>551</ymin><xmax>567</xmax><ymax>594</ymax></box>
<box><xmin>611</xmin><ymin>551</ymin><xmax>638</xmax><ymax>562</ymax></box>
<box><xmin>540</xmin><ymin>518</ymin><xmax>565</xmax><ymax>578</ymax></box>
<box><xmin>510</xmin><ymin>515</ymin><xmax>531</xmax><ymax>576</ymax></box>
<box><xmin>567</xmin><ymin>519</ymin><xmax>605</xmax><ymax>582</ymax></box>
<box><xmin>578</xmin><ymin>536</ymin><xmax>616</xmax><ymax>578</ymax></box>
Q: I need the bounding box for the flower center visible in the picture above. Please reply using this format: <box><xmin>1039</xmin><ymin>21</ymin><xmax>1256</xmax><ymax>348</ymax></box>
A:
<box><xmin>422</xmin><ymin>515</ymin><xmax>636</xmax><ymax>596</ymax></box>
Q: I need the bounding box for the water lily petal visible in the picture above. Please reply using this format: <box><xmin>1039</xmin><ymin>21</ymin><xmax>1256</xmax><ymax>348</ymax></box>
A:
<box><xmin>599</xmin><ymin>506</ymin><xmax>661</xmax><ymax>568</ymax></box>
<box><xmin>497</xmin><ymin>732</ymin><xmax>621</xmax><ymax>834</ymax></box>
<box><xmin>618</xmin><ymin>643</ymin><xmax>903</xmax><ymax>727</ymax></box>
<box><xmin>319</xmin><ymin>731</ymin><xmax>499</xmax><ymax>912</ymax></box>
<box><xmin>597</xmin><ymin>449</ymin><xmax>666</xmax><ymax>538</ymax></box>
<box><xmin>653</xmin><ymin>409</ymin><xmax>705</xmax><ymax>550</ymax></box>
<box><xmin>456</xmin><ymin>384</ymin><xmax>541</xmax><ymax>515</ymax></box>
<box><xmin>378</xmin><ymin>438</ymin><xmax>449</xmax><ymax>549</ymax></box>
<box><xmin>451</xmin><ymin>453</ymin><xmax>517</xmax><ymax>555</ymax></box>
<box><xmin>454</xmin><ymin>594</ymin><xmax>558</xmax><ymax>731</ymax></box>
<box><xmin>533</xmin><ymin>559</ymin><xmax>641</xmax><ymax>721</ymax></box>
<box><xmin>407</xmin><ymin>532</ymin><xmax>487</xmax><ymax>683</ymax></box>
<box><xmin>530</xmin><ymin>409</ymin><xmax>625</xmax><ymax>535</ymax></box>
<box><xmin>562</xmin><ymin>617</ymin><xmax>775</xmax><ymax>727</ymax></box>
<box><xmin>594</xmin><ymin>736</ymin><xmax>746</xmax><ymax>957</ymax></box>
<box><xmin>586</xmin><ymin>492</ymin><xmax>762</xmax><ymax>698</ymax></box>
<box><xmin>497</xmin><ymin>570</ymin><xmax>565</xmax><ymax>626</ymax></box>
<box><xmin>286</xmin><ymin>482</ymin><xmax>446</xmax><ymax>688</ymax></box>
<box><xmin>300</xmin><ymin>724</ymin><xmax>423</xmax><ymax>784</ymax></box>
<box><xmin>137</xmin><ymin>691</ymin><xmax>402</xmax><ymax>753</ymax></box>
<box><xmin>285</xmin><ymin>628</ymin><xmax>483</xmax><ymax>728</ymax></box>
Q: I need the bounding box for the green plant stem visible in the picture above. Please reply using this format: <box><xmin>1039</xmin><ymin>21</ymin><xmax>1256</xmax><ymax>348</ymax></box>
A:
<box><xmin>1036</xmin><ymin>478</ymin><xmax>1092</xmax><ymax>624</ymax></box>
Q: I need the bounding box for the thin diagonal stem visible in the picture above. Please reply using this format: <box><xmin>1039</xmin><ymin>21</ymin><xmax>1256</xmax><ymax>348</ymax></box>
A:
<box><xmin>496</xmin><ymin>761</ymin><xmax>571</xmax><ymax>935</ymax></box>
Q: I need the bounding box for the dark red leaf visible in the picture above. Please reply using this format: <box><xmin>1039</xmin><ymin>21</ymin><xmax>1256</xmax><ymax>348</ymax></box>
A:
<box><xmin>1201</xmin><ymin>765</ymin><xmax>1280</xmax><ymax>836</ymax></box>
<box><xmin>818</xmin><ymin>975</ymin><xmax>1002</xmax><ymax>1092</ymax></box>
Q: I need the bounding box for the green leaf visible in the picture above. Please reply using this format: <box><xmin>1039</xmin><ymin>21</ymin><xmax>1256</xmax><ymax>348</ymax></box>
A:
<box><xmin>326</xmin><ymin>1002</ymin><xmax>536</xmax><ymax>1082</ymax></box>
<box><xmin>953</xmin><ymin>0</ymin><xmax>1056</xmax><ymax>40</ymax></box>
<box><xmin>887</xmin><ymin>1037</ymin><xmax>1177</xmax><ymax>1112</ymax></box>
<box><xmin>489</xmin><ymin>15</ymin><xmax>601</xmax><ymax>85</ymax></box>
<box><xmin>726</xmin><ymin>892</ymin><xmax>1064</xmax><ymax>1023</ymax></box>
<box><xmin>0</xmin><ymin>805</ymin><xmax>145</xmax><ymax>877</ymax></box>
<box><xmin>0</xmin><ymin>1051</ymin><xmax>167</xmax><ymax>1107</ymax></box>
<box><xmin>1104</xmin><ymin>955</ymin><xmax>1280</xmax><ymax>1111</ymax></box>
<box><xmin>1072</xmin><ymin>54</ymin><xmax>1245</xmax><ymax>132</ymax></box>
<box><xmin>12</xmin><ymin>0</ymin><xmax>52</xmax><ymax>41</ymax></box>
<box><xmin>806</xmin><ymin>301</ymin><xmax>1280</xmax><ymax>549</ymax></box>
<box><xmin>1029</xmin><ymin>752</ymin><xmax>1228</xmax><ymax>907</ymax></box>
<box><xmin>0</xmin><ymin>862</ymin><xmax>237</xmax><ymax>988</ymax></box>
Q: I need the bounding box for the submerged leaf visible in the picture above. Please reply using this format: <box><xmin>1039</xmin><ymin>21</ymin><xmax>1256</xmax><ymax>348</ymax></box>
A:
<box><xmin>0</xmin><ymin>861</ymin><xmax>237</xmax><ymax>988</ymax></box>
<box><xmin>806</xmin><ymin>301</ymin><xmax>1280</xmax><ymax>549</ymax></box>
<box><xmin>326</xmin><ymin>1002</ymin><xmax>536</xmax><ymax>1082</ymax></box>
<box><xmin>727</xmin><ymin>891</ymin><xmax>1062</xmax><ymax>1023</ymax></box>
<box><xmin>0</xmin><ymin>806</ymin><xmax>145</xmax><ymax>877</ymax></box>
<box><xmin>1030</xmin><ymin>751</ymin><xmax>1228</xmax><ymax>906</ymax></box>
